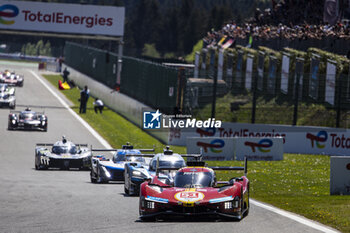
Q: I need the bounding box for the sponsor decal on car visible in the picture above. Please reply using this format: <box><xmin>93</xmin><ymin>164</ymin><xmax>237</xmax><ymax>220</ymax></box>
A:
<box><xmin>146</xmin><ymin>196</ymin><xmax>169</xmax><ymax>204</ymax></box>
<box><xmin>174</xmin><ymin>190</ymin><xmax>205</xmax><ymax>203</ymax></box>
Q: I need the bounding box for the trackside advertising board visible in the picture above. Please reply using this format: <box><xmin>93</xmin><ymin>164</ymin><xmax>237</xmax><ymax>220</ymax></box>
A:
<box><xmin>186</xmin><ymin>137</ymin><xmax>283</xmax><ymax>161</ymax></box>
<box><xmin>235</xmin><ymin>137</ymin><xmax>283</xmax><ymax>161</ymax></box>
<box><xmin>0</xmin><ymin>1</ymin><xmax>124</xmax><ymax>36</ymax></box>
<box><xmin>186</xmin><ymin>137</ymin><xmax>235</xmax><ymax>161</ymax></box>
<box><xmin>169</xmin><ymin>122</ymin><xmax>349</xmax><ymax>156</ymax></box>
<box><xmin>330</xmin><ymin>156</ymin><xmax>350</xmax><ymax>195</ymax></box>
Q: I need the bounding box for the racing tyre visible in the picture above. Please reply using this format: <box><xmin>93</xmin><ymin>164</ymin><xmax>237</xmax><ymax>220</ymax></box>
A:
<box><xmin>244</xmin><ymin>184</ymin><xmax>250</xmax><ymax>217</ymax></box>
<box><xmin>124</xmin><ymin>186</ymin><xmax>129</xmax><ymax>195</ymax></box>
<box><xmin>90</xmin><ymin>171</ymin><xmax>97</xmax><ymax>183</ymax></box>
<box><xmin>96</xmin><ymin>168</ymin><xmax>106</xmax><ymax>183</ymax></box>
<box><xmin>140</xmin><ymin>216</ymin><xmax>156</xmax><ymax>222</ymax></box>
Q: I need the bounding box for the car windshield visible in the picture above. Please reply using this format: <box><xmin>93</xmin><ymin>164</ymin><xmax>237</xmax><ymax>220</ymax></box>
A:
<box><xmin>174</xmin><ymin>172</ymin><xmax>213</xmax><ymax>188</ymax></box>
<box><xmin>19</xmin><ymin>113</ymin><xmax>37</xmax><ymax>120</ymax></box>
<box><xmin>151</xmin><ymin>159</ymin><xmax>185</xmax><ymax>170</ymax></box>
<box><xmin>114</xmin><ymin>153</ymin><xmax>144</xmax><ymax>162</ymax></box>
<box><xmin>159</xmin><ymin>160</ymin><xmax>185</xmax><ymax>168</ymax></box>
<box><xmin>52</xmin><ymin>145</ymin><xmax>77</xmax><ymax>154</ymax></box>
<box><xmin>128</xmin><ymin>156</ymin><xmax>145</xmax><ymax>162</ymax></box>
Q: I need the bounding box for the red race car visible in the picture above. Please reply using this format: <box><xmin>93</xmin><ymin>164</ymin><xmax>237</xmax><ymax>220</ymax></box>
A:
<box><xmin>139</xmin><ymin>158</ymin><xmax>249</xmax><ymax>221</ymax></box>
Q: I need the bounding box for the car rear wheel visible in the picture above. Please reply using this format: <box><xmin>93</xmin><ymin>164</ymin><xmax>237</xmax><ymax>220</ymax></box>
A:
<box><xmin>124</xmin><ymin>186</ymin><xmax>129</xmax><ymax>195</ymax></box>
<box><xmin>244</xmin><ymin>184</ymin><xmax>250</xmax><ymax>217</ymax></box>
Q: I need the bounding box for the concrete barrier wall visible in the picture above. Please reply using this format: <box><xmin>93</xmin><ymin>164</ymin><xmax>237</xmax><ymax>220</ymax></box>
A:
<box><xmin>62</xmin><ymin>64</ymin><xmax>169</xmax><ymax>144</ymax></box>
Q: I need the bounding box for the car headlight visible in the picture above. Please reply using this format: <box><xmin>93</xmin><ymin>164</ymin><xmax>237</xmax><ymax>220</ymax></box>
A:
<box><xmin>101</xmin><ymin>166</ymin><xmax>111</xmax><ymax>178</ymax></box>
<box><xmin>225</xmin><ymin>201</ymin><xmax>233</xmax><ymax>209</ymax></box>
<box><xmin>146</xmin><ymin>201</ymin><xmax>155</xmax><ymax>209</ymax></box>
<box><xmin>41</xmin><ymin>121</ymin><xmax>45</xmax><ymax>126</ymax></box>
<box><xmin>12</xmin><ymin>120</ymin><xmax>16</xmax><ymax>124</ymax></box>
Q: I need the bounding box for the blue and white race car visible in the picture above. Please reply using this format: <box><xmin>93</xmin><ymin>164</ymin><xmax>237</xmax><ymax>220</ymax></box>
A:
<box><xmin>90</xmin><ymin>143</ymin><xmax>154</xmax><ymax>184</ymax></box>
<box><xmin>124</xmin><ymin>147</ymin><xmax>200</xmax><ymax>196</ymax></box>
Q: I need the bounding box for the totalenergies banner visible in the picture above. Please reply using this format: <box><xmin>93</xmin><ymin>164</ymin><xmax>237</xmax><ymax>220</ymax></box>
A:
<box><xmin>235</xmin><ymin>137</ymin><xmax>283</xmax><ymax>161</ymax></box>
<box><xmin>0</xmin><ymin>1</ymin><xmax>125</xmax><ymax>36</ymax></box>
<box><xmin>169</xmin><ymin>122</ymin><xmax>349</xmax><ymax>156</ymax></box>
<box><xmin>186</xmin><ymin>137</ymin><xmax>283</xmax><ymax>161</ymax></box>
<box><xmin>187</xmin><ymin>137</ymin><xmax>235</xmax><ymax>161</ymax></box>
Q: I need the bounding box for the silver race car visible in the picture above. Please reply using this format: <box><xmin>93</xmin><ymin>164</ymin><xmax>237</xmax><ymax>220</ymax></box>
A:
<box><xmin>0</xmin><ymin>83</ymin><xmax>16</xmax><ymax>109</ymax></box>
<box><xmin>35</xmin><ymin>136</ymin><xmax>92</xmax><ymax>170</ymax></box>
<box><xmin>124</xmin><ymin>146</ymin><xmax>191</xmax><ymax>196</ymax></box>
<box><xmin>90</xmin><ymin>143</ymin><xmax>154</xmax><ymax>184</ymax></box>
<box><xmin>8</xmin><ymin>108</ymin><xmax>47</xmax><ymax>131</ymax></box>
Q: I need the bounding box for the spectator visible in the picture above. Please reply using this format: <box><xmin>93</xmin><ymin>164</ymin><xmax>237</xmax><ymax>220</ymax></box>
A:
<box><xmin>79</xmin><ymin>86</ymin><xmax>89</xmax><ymax>114</ymax></box>
<box><xmin>93</xmin><ymin>98</ymin><xmax>104</xmax><ymax>114</ymax></box>
<box><xmin>62</xmin><ymin>67</ymin><xmax>70</xmax><ymax>83</ymax></box>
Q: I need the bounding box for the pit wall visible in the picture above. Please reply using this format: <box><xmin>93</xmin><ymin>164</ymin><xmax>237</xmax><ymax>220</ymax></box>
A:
<box><xmin>62</xmin><ymin>64</ymin><xmax>169</xmax><ymax>144</ymax></box>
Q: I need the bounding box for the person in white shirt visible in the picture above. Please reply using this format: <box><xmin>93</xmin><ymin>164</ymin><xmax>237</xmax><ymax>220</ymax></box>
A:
<box><xmin>93</xmin><ymin>98</ymin><xmax>104</xmax><ymax>114</ymax></box>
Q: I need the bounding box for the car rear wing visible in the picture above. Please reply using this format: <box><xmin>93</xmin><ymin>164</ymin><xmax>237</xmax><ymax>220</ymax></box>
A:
<box><xmin>10</xmin><ymin>110</ymin><xmax>46</xmax><ymax>115</ymax></box>
<box><xmin>159</xmin><ymin>157</ymin><xmax>248</xmax><ymax>177</ymax></box>
<box><xmin>154</xmin><ymin>153</ymin><xmax>202</xmax><ymax>176</ymax></box>
<box><xmin>36</xmin><ymin>143</ymin><xmax>54</xmax><ymax>147</ymax></box>
<box><xmin>179</xmin><ymin>154</ymin><xmax>203</xmax><ymax>161</ymax></box>
<box><xmin>125</xmin><ymin>154</ymin><xmax>155</xmax><ymax>157</ymax></box>
<box><xmin>36</xmin><ymin>143</ymin><xmax>88</xmax><ymax>147</ymax></box>
<box><xmin>91</xmin><ymin>146</ymin><xmax>155</xmax><ymax>153</ymax></box>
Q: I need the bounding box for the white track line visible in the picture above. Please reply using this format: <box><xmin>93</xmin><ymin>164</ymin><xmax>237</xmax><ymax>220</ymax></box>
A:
<box><xmin>30</xmin><ymin>70</ymin><xmax>339</xmax><ymax>233</ymax></box>
<box><xmin>29</xmin><ymin>70</ymin><xmax>112</xmax><ymax>149</ymax></box>
<box><xmin>250</xmin><ymin>199</ymin><xmax>340</xmax><ymax>233</ymax></box>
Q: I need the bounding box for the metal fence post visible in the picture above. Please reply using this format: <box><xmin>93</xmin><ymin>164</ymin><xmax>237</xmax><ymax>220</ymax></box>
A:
<box><xmin>211</xmin><ymin>74</ymin><xmax>218</xmax><ymax>119</ymax></box>
<box><xmin>336</xmin><ymin>75</ymin><xmax>342</xmax><ymax>128</ymax></box>
<box><xmin>293</xmin><ymin>57</ymin><xmax>304</xmax><ymax>126</ymax></box>
<box><xmin>116</xmin><ymin>39</ymin><xmax>124</xmax><ymax>88</ymax></box>
<box><xmin>251</xmin><ymin>72</ymin><xmax>257</xmax><ymax>124</ymax></box>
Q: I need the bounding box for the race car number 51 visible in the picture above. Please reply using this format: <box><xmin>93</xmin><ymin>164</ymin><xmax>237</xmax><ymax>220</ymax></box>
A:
<box><xmin>175</xmin><ymin>191</ymin><xmax>204</xmax><ymax>203</ymax></box>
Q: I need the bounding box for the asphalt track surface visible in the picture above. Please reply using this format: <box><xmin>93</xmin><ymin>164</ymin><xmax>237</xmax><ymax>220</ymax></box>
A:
<box><xmin>0</xmin><ymin>61</ymin><xmax>339</xmax><ymax>233</ymax></box>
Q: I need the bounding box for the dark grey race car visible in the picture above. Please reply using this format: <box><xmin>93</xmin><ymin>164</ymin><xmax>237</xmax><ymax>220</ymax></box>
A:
<box><xmin>8</xmin><ymin>108</ymin><xmax>47</xmax><ymax>131</ymax></box>
<box><xmin>35</xmin><ymin>136</ymin><xmax>92</xmax><ymax>170</ymax></box>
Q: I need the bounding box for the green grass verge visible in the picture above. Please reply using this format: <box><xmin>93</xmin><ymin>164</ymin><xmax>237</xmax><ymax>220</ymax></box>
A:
<box><xmin>43</xmin><ymin>74</ymin><xmax>350</xmax><ymax>232</ymax></box>
<box><xmin>213</xmin><ymin>155</ymin><xmax>350</xmax><ymax>232</ymax></box>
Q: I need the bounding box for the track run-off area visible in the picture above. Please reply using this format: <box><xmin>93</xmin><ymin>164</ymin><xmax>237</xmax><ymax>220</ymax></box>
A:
<box><xmin>0</xmin><ymin>61</ymin><xmax>339</xmax><ymax>233</ymax></box>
